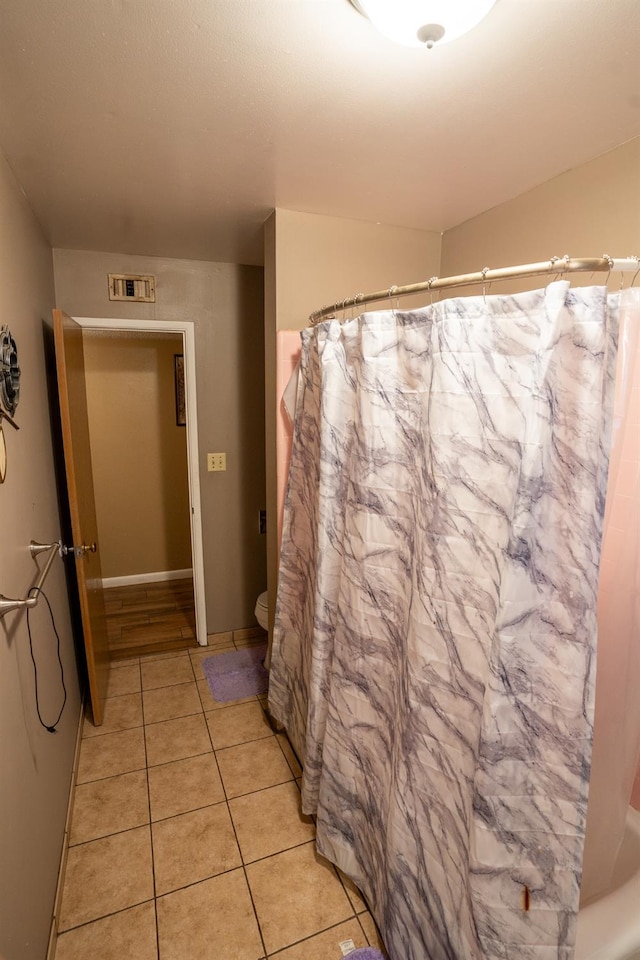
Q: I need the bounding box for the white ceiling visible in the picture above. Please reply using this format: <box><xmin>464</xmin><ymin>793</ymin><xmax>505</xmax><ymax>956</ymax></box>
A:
<box><xmin>0</xmin><ymin>0</ymin><xmax>638</xmax><ymax>266</ymax></box>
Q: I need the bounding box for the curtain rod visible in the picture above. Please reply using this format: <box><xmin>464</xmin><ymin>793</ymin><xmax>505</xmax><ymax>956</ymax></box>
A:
<box><xmin>308</xmin><ymin>255</ymin><xmax>640</xmax><ymax>324</ymax></box>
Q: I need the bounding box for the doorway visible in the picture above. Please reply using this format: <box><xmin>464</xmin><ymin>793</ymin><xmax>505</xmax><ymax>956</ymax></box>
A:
<box><xmin>73</xmin><ymin>316</ymin><xmax>207</xmax><ymax>648</ymax></box>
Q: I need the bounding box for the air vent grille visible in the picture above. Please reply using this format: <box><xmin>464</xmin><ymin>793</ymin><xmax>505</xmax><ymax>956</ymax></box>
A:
<box><xmin>108</xmin><ymin>273</ymin><xmax>156</xmax><ymax>302</ymax></box>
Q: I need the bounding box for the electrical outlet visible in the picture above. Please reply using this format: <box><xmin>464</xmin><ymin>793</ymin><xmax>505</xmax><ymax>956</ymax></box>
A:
<box><xmin>207</xmin><ymin>453</ymin><xmax>226</xmax><ymax>472</ymax></box>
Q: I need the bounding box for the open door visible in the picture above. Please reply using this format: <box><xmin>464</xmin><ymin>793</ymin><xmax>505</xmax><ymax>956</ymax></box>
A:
<box><xmin>53</xmin><ymin>309</ymin><xmax>109</xmax><ymax>725</ymax></box>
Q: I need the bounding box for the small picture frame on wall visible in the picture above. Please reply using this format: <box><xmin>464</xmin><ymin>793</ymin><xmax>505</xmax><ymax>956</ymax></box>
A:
<box><xmin>174</xmin><ymin>354</ymin><xmax>186</xmax><ymax>426</ymax></box>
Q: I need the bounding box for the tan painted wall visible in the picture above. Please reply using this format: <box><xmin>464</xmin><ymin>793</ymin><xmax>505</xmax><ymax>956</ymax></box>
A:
<box><xmin>274</xmin><ymin>209</ymin><xmax>443</xmax><ymax>331</ymax></box>
<box><xmin>83</xmin><ymin>333</ymin><xmax>191</xmax><ymax>579</ymax></box>
<box><xmin>0</xmin><ymin>151</ymin><xmax>81</xmax><ymax>960</ymax></box>
<box><xmin>264</xmin><ymin>210</ymin><xmax>442</xmax><ymax>641</ymax></box>
<box><xmin>441</xmin><ymin>138</ymin><xmax>640</xmax><ymax>290</ymax></box>
<box><xmin>53</xmin><ymin>250</ymin><xmax>266</xmax><ymax>633</ymax></box>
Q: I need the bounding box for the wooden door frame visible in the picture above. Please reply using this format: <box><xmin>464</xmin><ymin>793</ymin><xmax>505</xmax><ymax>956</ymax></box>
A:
<box><xmin>73</xmin><ymin>316</ymin><xmax>207</xmax><ymax>646</ymax></box>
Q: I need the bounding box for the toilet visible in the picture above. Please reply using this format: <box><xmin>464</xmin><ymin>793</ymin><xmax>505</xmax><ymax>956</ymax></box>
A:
<box><xmin>254</xmin><ymin>591</ymin><xmax>269</xmax><ymax>630</ymax></box>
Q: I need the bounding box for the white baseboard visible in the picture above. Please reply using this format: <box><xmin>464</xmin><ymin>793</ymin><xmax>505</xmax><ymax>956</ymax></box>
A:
<box><xmin>102</xmin><ymin>569</ymin><xmax>193</xmax><ymax>589</ymax></box>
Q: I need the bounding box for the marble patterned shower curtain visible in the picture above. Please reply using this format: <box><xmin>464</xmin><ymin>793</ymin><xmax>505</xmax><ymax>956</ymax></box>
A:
<box><xmin>268</xmin><ymin>282</ymin><xmax>618</xmax><ymax>960</ymax></box>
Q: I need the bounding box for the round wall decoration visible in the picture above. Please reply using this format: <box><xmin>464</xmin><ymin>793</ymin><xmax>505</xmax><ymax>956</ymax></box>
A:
<box><xmin>0</xmin><ymin>325</ymin><xmax>20</xmax><ymax>417</ymax></box>
<box><xmin>0</xmin><ymin>425</ymin><xmax>6</xmax><ymax>483</ymax></box>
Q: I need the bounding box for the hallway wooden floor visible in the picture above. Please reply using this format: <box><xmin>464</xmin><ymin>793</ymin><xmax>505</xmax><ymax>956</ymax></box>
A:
<box><xmin>105</xmin><ymin>578</ymin><xmax>197</xmax><ymax>660</ymax></box>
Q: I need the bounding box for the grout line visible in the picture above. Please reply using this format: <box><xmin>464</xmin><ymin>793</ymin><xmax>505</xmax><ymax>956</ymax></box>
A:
<box><xmin>153</xmin><ymin>864</ymin><xmax>258</xmax><ymax>902</ymax></box>
<box><xmin>140</xmin><ymin>683</ymin><xmax>161</xmax><ymax>960</ymax></box>
<box><xmin>146</xmin><ymin>747</ymin><xmax>214</xmax><ymax>770</ymax></box>
<box><xmin>356</xmin><ymin>914</ymin><xmax>370</xmax><ymax>947</ymax></box>
<box><xmin>236</xmin><ymin>836</ymin><xmax>318</xmax><ymax>869</ymax></box>
<box><xmin>144</xmin><ymin>708</ymin><xmax>203</xmax><ymax>726</ymax></box>
<box><xmin>356</xmin><ymin>911</ymin><xmax>387</xmax><ymax>953</ymax></box>
<box><xmin>242</xmin><ymin>860</ymin><xmax>268</xmax><ymax>959</ymax></box>
<box><xmin>219</xmin><ymin>775</ymin><xmax>294</xmax><ymax>802</ymax></box>
<box><xmin>81</xmin><ymin>720</ymin><xmax>144</xmax><ymax>740</ymax></box>
<box><xmin>140</xmin><ymin>681</ymin><xmax>197</xmax><ymax>695</ymax></box>
<box><xmin>218</xmin><ymin>741</ymin><xmax>267</xmax><ymax>957</ymax></box>
<box><xmin>266</xmin><ymin>916</ymin><xmax>368</xmax><ymax>958</ymax></box>
<box><xmin>213</xmin><ymin>726</ymin><xmax>269</xmax><ymax>960</ymax></box>
<box><xmin>81</xmin><ymin>720</ymin><xmax>143</xmax><ymax>737</ymax></box>
<box><xmin>66</xmin><ymin>820</ymin><xmax>151</xmax><ymax>851</ymax></box>
<box><xmin>149</xmin><ymin>795</ymin><xmax>228</xmax><ymax>825</ymax></box>
<box><xmin>152</xmin><ymin>897</ymin><xmax>160</xmax><ymax>960</ymax></box>
<box><xmin>143</xmin><ymin>747</ymin><xmax>213</xmax><ymax>772</ymax></box>
<box><xmin>335</xmin><ymin>867</ymin><xmax>364</xmax><ymax>917</ymax></box>
<box><xmin>198</xmin><ymin>711</ymin><xmax>266</xmax><ymax>956</ymax></box>
<box><xmin>75</xmin><ymin>761</ymin><xmax>147</xmax><ymax>786</ymax></box>
<box><xmin>56</xmin><ymin>898</ymin><xmax>157</xmax><ymax>937</ymax></box>
<box><xmin>208</xmin><ymin>730</ymin><xmax>275</xmax><ymax>752</ymax></box>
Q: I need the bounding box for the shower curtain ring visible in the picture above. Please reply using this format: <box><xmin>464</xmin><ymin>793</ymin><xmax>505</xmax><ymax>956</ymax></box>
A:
<box><xmin>388</xmin><ymin>285</ymin><xmax>399</xmax><ymax>314</ymax></box>
<box><xmin>549</xmin><ymin>255</ymin><xmax>560</xmax><ymax>278</ymax></box>
<box><xmin>481</xmin><ymin>267</ymin><xmax>491</xmax><ymax>305</ymax></box>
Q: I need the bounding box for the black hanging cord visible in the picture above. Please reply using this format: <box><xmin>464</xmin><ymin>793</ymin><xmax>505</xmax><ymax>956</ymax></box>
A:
<box><xmin>26</xmin><ymin>586</ymin><xmax>67</xmax><ymax>733</ymax></box>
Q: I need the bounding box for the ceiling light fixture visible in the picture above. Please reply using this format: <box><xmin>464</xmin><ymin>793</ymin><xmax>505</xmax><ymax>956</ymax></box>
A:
<box><xmin>349</xmin><ymin>0</ymin><xmax>497</xmax><ymax>48</ymax></box>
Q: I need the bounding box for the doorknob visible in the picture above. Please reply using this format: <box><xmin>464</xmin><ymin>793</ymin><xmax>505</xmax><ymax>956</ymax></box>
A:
<box><xmin>62</xmin><ymin>542</ymin><xmax>97</xmax><ymax>558</ymax></box>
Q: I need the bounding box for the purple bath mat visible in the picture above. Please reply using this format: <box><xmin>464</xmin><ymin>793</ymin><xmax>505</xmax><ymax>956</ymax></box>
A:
<box><xmin>201</xmin><ymin>643</ymin><xmax>269</xmax><ymax>702</ymax></box>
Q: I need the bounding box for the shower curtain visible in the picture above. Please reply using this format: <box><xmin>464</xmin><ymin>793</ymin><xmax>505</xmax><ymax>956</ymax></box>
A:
<box><xmin>268</xmin><ymin>281</ymin><xmax>618</xmax><ymax>960</ymax></box>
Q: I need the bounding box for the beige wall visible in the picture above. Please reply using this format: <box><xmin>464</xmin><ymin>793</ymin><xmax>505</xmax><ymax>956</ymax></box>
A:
<box><xmin>264</xmin><ymin>210</ymin><xmax>442</xmax><ymax>637</ymax></box>
<box><xmin>441</xmin><ymin>138</ymin><xmax>640</xmax><ymax>290</ymax></box>
<box><xmin>83</xmin><ymin>333</ymin><xmax>191</xmax><ymax>579</ymax></box>
<box><xmin>53</xmin><ymin>250</ymin><xmax>266</xmax><ymax>633</ymax></box>
<box><xmin>0</xmin><ymin>151</ymin><xmax>81</xmax><ymax>960</ymax></box>
<box><xmin>273</xmin><ymin>209</ymin><xmax>443</xmax><ymax>331</ymax></box>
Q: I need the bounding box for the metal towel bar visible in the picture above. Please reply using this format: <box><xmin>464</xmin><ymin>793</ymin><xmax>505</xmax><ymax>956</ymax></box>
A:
<box><xmin>0</xmin><ymin>540</ymin><xmax>63</xmax><ymax>619</ymax></box>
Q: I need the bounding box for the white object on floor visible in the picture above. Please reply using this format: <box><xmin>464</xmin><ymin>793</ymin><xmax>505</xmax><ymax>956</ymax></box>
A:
<box><xmin>255</xmin><ymin>590</ymin><xmax>269</xmax><ymax>630</ymax></box>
